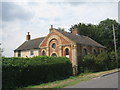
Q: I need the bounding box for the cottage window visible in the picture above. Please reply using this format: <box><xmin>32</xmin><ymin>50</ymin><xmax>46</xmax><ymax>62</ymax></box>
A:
<box><xmin>100</xmin><ymin>49</ymin><xmax>103</xmax><ymax>53</ymax></box>
<box><xmin>82</xmin><ymin>48</ymin><xmax>87</xmax><ymax>56</ymax></box>
<box><xmin>51</xmin><ymin>53</ymin><xmax>57</xmax><ymax>57</ymax></box>
<box><xmin>65</xmin><ymin>48</ymin><xmax>69</xmax><ymax>58</ymax></box>
<box><xmin>52</xmin><ymin>43</ymin><xmax>56</xmax><ymax>49</ymax></box>
<box><xmin>18</xmin><ymin>51</ymin><xmax>21</xmax><ymax>57</ymax></box>
<box><xmin>30</xmin><ymin>50</ymin><xmax>34</xmax><ymax>56</ymax></box>
<box><xmin>93</xmin><ymin>49</ymin><xmax>97</xmax><ymax>54</ymax></box>
<box><xmin>42</xmin><ymin>50</ymin><xmax>46</xmax><ymax>56</ymax></box>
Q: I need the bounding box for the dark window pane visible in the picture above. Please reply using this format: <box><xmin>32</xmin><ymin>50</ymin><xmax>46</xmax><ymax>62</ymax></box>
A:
<box><xmin>65</xmin><ymin>48</ymin><xmax>69</xmax><ymax>55</ymax></box>
<box><xmin>51</xmin><ymin>53</ymin><xmax>57</xmax><ymax>57</ymax></box>
<box><xmin>30</xmin><ymin>50</ymin><xmax>34</xmax><ymax>55</ymax></box>
<box><xmin>52</xmin><ymin>43</ymin><xmax>56</xmax><ymax>49</ymax></box>
<box><xmin>42</xmin><ymin>50</ymin><xmax>46</xmax><ymax>56</ymax></box>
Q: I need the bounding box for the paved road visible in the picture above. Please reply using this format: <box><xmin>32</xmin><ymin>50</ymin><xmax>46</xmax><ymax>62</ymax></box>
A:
<box><xmin>66</xmin><ymin>71</ymin><xmax>119</xmax><ymax>88</ymax></box>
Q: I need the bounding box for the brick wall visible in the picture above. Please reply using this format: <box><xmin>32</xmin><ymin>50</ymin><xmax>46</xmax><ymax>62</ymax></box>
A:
<box><xmin>40</xmin><ymin>30</ymin><xmax>73</xmax><ymax>62</ymax></box>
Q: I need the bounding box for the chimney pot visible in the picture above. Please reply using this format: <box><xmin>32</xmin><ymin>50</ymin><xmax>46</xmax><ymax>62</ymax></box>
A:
<box><xmin>26</xmin><ymin>32</ymin><xmax>31</xmax><ymax>41</ymax></box>
<box><xmin>71</xmin><ymin>28</ymin><xmax>80</xmax><ymax>35</ymax></box>
<box><xmin>51</xmin><ymin>25</ymin><xmax>53</xmax><ymax>29</ymax></box>
<box><xmin>49</xmin><ymin>25</ymin><xmax>54</xmax><ymax>33</ymax></box>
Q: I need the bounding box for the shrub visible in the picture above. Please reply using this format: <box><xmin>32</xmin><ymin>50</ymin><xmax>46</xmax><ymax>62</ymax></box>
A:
<box><xmin>95</xmin><ymin>52</ymin><xmax>110</xmax><ymax>71</ymax></box>
<box><xmin>108</xmin><ymin>51</ymin><xmax>118</xmax><ymax>69</ymax></box>
<box><xmin>78</xmin><ymin>51</ymin><xmax>118</xmax><ymax>73</ymax></box>
<box><xmin>2</xmin><ymin>56</ymin><xmax>72</xmax><ymax>89</ymax></box>
<box><xmin>118</xmin><ymin>56</ymin><xmax>120</xmax><ymax>68</ymax></box>
<box><xmin>82</xmin><ymin>54</ymin><xmax>96</xmax><ymax>72</ymax></box>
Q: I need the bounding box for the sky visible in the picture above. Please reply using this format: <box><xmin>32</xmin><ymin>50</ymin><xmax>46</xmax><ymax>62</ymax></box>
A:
<box><xmin>0</xmin><ymin>0</ymin><xmax>119</xmax><ymax>57</ymax></box>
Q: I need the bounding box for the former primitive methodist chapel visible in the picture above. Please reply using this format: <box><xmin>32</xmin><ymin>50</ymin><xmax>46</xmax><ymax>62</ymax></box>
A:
<box><xmin>14</xmin><ymin>25</ymin><xmax>106</xmax><ymax>75</ymax></box>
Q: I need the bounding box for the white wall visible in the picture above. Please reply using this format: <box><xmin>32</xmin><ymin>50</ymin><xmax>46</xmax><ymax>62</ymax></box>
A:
<box><xmin>14</xmin><ymin>49</ymin><xmax>39</xmax><ymax>58</ymax></box>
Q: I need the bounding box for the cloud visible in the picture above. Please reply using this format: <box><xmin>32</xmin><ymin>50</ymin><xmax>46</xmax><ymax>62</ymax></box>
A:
<box><xmin>1</xmin><ymin>2</ymin><xmax>34</xmax><ymax>21</ymax></box>
<box><xmin>1</xmin><ymin>1</ymin><xmax>118</xmax><ymax>57</ymax></box>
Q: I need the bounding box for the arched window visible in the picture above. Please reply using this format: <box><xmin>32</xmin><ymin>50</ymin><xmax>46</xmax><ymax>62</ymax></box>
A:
<box><xmin>100</xmin><ymin>49</ymin><xmax>103</xmax><ymax>53</ymax></box>
<box><xmin>52</xmin><ymin>43</ymin><xmax>56</xmax><ymax>49</ymax></box>
<box><xmin>82</xmin><ymin>48</ymin><xmax>87</xmax><ymax>56</ymax></box>
<box><xmin>93</xmin><ymin>49</ymin><xmax>97</xmax><ymax>54</ymax></box>
<box><xmin>65</xmin><ymin>48</ymin><xmax>69</xmax><ymax>55</ymax></box>
<box><xmin>51</xmin><ymin>53</ymin><xmax>57</xmax><ymax>57</ymax></box>
<box><xmin>65</xmin><ymin>48</ymin><xmax>69</xmax><ymax>58</ymax></box>
<box><xmin>42</xmin><ymin>50</ymin><xmax>46</xmax><ymax>56</ymax></box>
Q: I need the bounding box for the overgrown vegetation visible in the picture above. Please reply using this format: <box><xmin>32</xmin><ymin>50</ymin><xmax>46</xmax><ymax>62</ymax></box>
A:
<box><xmin>2</xmin><ymin>56</ymin><xmax>72</xmax><ymax>89</ymax></box>
<box><xmin>78</xmin><ymin>51</ymin><xmax>119</xmax><ymax>73</ymax></box>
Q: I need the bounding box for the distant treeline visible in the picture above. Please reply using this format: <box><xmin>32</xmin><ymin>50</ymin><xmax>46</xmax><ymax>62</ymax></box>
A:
<box><xmin>69</xmin><ymin>18</ymin><xmax>120</xmax><ymax>55</ymax></box>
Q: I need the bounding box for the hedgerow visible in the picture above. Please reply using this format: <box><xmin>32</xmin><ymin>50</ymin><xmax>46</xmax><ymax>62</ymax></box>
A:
<box><xmin>2</xmin><ymin>56</ymin><xmax>72</xmax><ymax>89</ymax></box>
<box><xmin>78</xmin><ymin>51</ymin><xmax>119</xmax><ymax>73</ymax></box>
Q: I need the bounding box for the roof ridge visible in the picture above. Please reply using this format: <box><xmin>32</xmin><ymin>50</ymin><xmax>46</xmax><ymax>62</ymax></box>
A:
<box><xmin>29</xmin><ymin>36</ymin><xmax>46</xmax><ymax>41</ymax></box>
<box><xmin>56</xmin><ymin>29</ymin><xmax>85</xmax><ymax>37</ymax></box>
<box><xmin>56</xmin><ymin>29</ymin><xmax>105</xmax><ymax>48</ymax></box>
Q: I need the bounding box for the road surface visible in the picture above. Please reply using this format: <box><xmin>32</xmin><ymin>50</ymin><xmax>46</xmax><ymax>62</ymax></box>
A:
<box><xmin>66</xmin><ymin>71</ymin><xmax>119</xmax><ymax>88</ymax></box>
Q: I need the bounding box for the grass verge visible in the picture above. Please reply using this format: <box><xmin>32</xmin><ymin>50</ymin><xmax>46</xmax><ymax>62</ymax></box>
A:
<box><xmin>23</xmin><ymin>68</ymin><xmax>119</xmax><ymax>89</ymax></box>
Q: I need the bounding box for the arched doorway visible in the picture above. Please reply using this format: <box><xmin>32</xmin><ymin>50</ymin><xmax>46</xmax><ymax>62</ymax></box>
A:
<box><xmin>51</xmin><ymin>53</ymin><xmax>57</xmax><ymax>57</ymax></box>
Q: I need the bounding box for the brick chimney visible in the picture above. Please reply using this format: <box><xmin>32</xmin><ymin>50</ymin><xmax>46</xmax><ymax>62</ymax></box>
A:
<box><xmin>71</xmin><ymin>28</ymin><xmax>80</xmax><ymax>35</ymax></box>
<box><xmin>26</xmin><ymin>32</ymin><xmax>31</xmax><ymax>41</ymax></box>
<box><xmin>49</xmin><ymin>25</ymin><xmax>54</xmax><ymax>33</ymax></box>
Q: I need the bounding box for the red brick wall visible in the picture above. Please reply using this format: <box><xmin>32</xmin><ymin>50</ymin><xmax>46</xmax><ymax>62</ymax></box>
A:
<box><xmin>40</xmin><ymin>30</ymin><xmax>73</xmax><ymax>62</ymax></box>
<box><xmin>40</xmin><ymin>31</ymin><xmax>71</xmax><ymax>47</ymax></box>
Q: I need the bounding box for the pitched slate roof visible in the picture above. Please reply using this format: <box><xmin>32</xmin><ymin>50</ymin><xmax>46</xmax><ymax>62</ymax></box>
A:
<box><xmin>15</xmin><ymin>30</ymin><xmax>105</xmax><ymax>51</ymax></box>
<box><xmin>14</xmin><ymin>37</ymin><xmax>45</xmax><ymax>51</ymax></box>
<box><xmin>56</xmin><ymin>30</ymin><xmax>106</xmax><ymax>48</ymax></box>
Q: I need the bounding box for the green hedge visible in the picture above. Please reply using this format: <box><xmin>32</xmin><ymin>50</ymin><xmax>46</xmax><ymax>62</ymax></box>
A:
<box><xmin>2</xmin><ymin>56</ymin><xmax>72</xmax><ymax>89</ymax></box>
<box><xmin>78</xmin><ymin>51</ymin><xmax>119</xmax><ymax>73</ymax></box>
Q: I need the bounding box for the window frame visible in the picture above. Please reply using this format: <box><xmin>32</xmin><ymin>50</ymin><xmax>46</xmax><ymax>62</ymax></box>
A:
<box><xmin>52</xmin><ymin>43</ymin><xmax>56</xmax><ymax>49</ymax></box>
<box><xmin>51</xmin><ymin>53</ymin><xmax>57</xmax><ymax>57</ymax></box>
<box><xmin>82</xmin><ymin>48</ymin><xmax>87</xmax><ymax>56</ymax></box>
<box><xmin>30</xmin><ymin>50</ymin><xmax>34</xmax><ymax>56</ymax></box>
<box><xmin>93</xmin><ymin>49</ymin><xmax>97</xmax><ymax>54</ymax></box>
<box><xmin>18</xmin><ymin>51</ymin><xmax>21</xmax><ymax>57</ymax></box>
<box><xmin>42</xmin><ymin>50</ymin><xmax>46</xmax><ymax>56</ymax></box>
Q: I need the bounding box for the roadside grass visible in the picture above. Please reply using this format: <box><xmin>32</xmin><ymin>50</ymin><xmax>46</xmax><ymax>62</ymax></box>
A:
<box><xmin>23</xmin><ymin>68</ymin><xmax>119</xmax><ymax>89</ymax></box>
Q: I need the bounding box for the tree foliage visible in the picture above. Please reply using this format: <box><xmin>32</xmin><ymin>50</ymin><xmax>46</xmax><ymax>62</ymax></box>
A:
<box><xmin>69</xmin><ymin>18</ymin><xmax>120</xmax><ymax>52</ymax></box>
<box><xmin>0</xmin><ymin>48</ymin><xmax>4</xmax><ymax>57</ymax></box>
<box><xmin>58</xmin><ymin>27</ymin><xmax>65</xmax><ymax>31</ymax></box>
<box><xmin>78</xmin><ymin>51</ymin><xmax>119</xmax><ymax>73</ymax></box>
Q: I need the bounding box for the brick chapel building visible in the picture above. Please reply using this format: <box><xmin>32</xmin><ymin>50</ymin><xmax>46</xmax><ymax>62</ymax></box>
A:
<box><xmin>14</xmin><ymin>25</ymin><xmax>106</xmax><ymax>75</ymax></box>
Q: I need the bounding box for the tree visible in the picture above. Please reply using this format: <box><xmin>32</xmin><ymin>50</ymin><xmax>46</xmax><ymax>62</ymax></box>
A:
<box><xmin>58</xmin><ymin>27</ymin><xmax>65</xmax><ymax>31</ymax></box>
<box><xmin>0</xmin><ymin>43</ymin><xmax>4</xmax><ymax>57</ymax></box>
<box><xmin>98</xmin><ymin>18</ymin><xmax>120</xmax><ymax>51</ymax></box>
<box><xmin>69</xmin><ymin>18</ymin><xmax>120</xmax><ymax>52</ymax></box>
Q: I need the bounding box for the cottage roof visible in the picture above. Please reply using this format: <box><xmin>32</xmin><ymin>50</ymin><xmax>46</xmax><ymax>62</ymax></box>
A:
<box><xmin>57</xmin><ymin>30</ymin><xmax>106</xmax><ymax>48</ymax></box>
<box><xmin>14</xmin><ymin>37</ymin><xmax>45</xmax><ymax>51</ymax></box>
<box><xmin>14</xmin><ymin>30</ymin><xmax>105</xmax><ymax>51</ymax></box>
